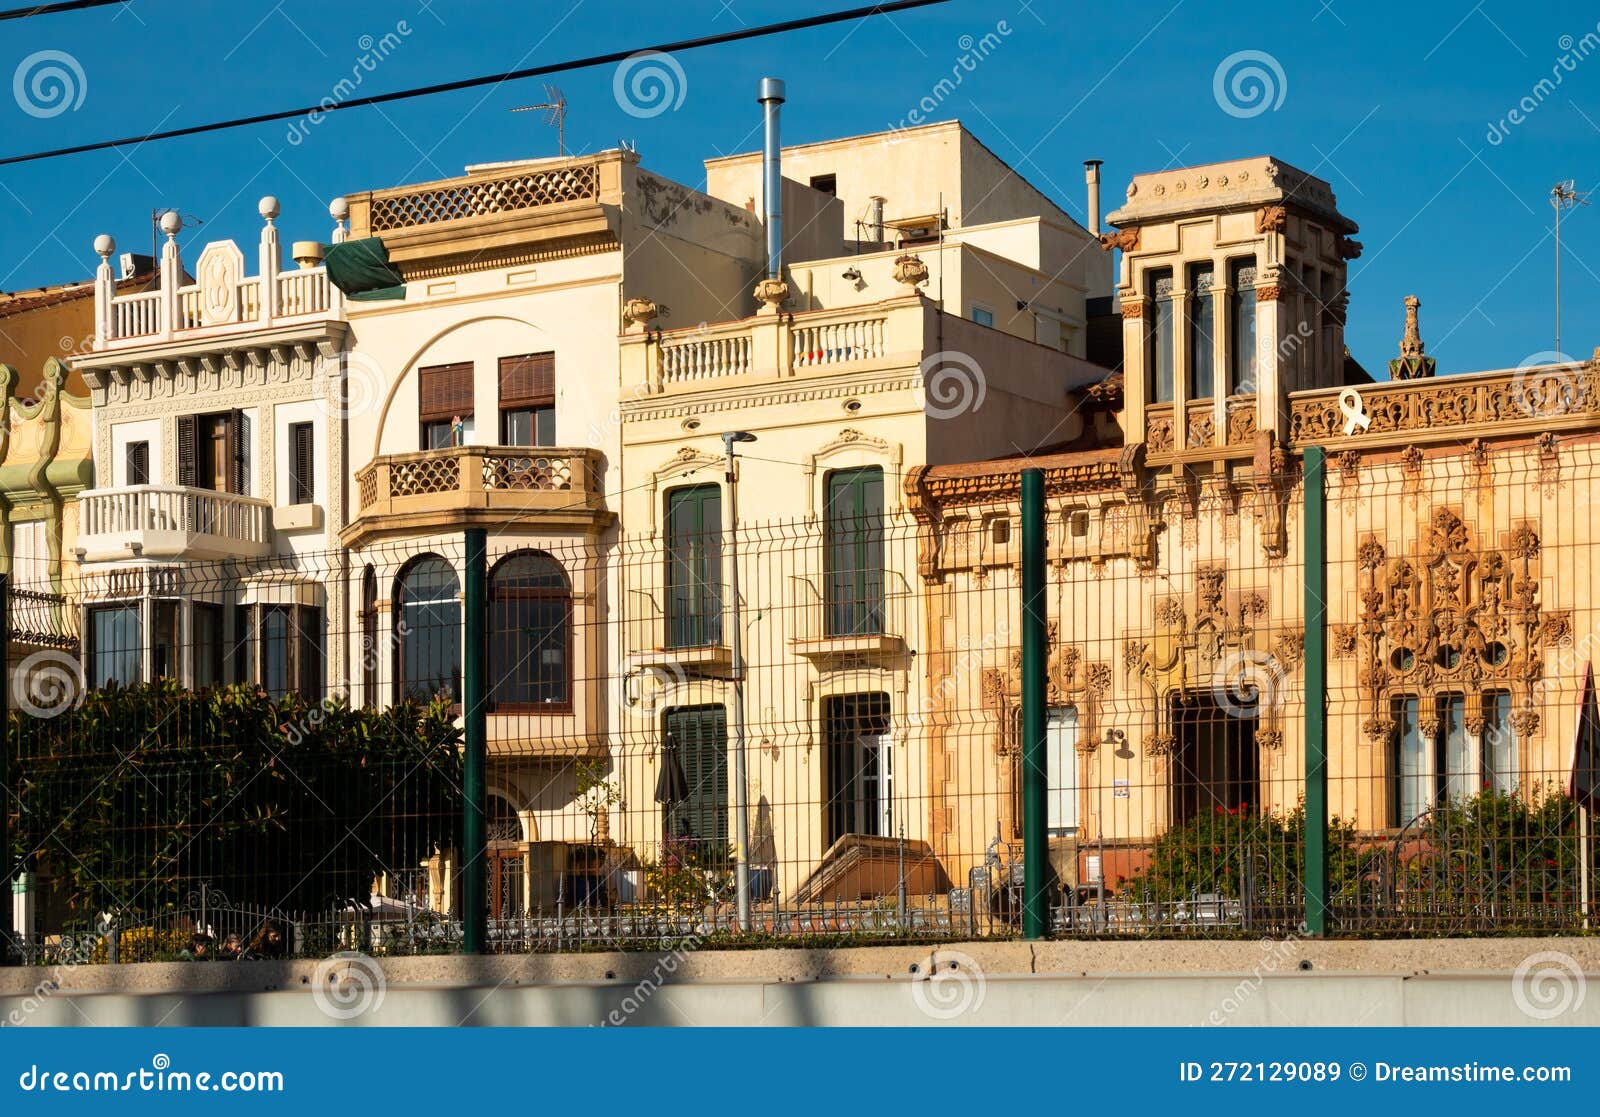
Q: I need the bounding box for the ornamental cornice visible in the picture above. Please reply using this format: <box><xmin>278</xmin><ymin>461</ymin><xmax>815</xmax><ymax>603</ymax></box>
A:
<box><xmin>620</xmin><ymin>374</ymin><xmax>920</xmax><ymax>422</ymax></box>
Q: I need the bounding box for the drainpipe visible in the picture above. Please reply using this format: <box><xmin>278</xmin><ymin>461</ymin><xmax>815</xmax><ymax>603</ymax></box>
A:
<box><xmin>759</xmin><ymin>78</ymin><xmax>785</xmax><ymax>279</ymax></box>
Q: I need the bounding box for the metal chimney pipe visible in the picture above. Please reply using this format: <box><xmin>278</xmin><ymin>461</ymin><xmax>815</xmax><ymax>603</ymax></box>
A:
<box><xmin>869</xmin><ymin>195</ymin><xmax>886</xmax><ymax>245</ymax></box>
<box><xmin>1084</xmin><ymin>160</ymin><xmax>1103</xmax><ymax>235</ymax></box>
<box><xmin>759</xmin><ymin>77</ymin><xmax>786</xmax><ymax>279</ymax></box>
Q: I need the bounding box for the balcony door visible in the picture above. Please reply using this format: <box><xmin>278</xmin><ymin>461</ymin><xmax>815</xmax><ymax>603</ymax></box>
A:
<box><xmin>177</xmin><ymin>410</ymin><xmax>250</xmax><ymax>496</ymax></box>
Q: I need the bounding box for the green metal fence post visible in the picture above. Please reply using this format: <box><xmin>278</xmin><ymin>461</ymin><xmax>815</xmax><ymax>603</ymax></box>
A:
<box><xmin>1302</xmin><ymin>447</ymin><xmax>1329</xmax><ymax>936</ymax></box>
<box><xmin>462</xmin><ymin>529</ymin><xmax>487</xmax><ymax>954</ymax></box>
<box><xmin>1021</xmin><ymin>468</ymin><xmax>1049</xmax><ymax>940</ymax></box>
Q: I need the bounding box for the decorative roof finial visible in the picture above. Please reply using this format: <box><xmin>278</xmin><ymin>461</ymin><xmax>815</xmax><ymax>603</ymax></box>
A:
<box><xmin>1389</xmin><ymin>294</ymin><xmax>1436</xmax><ymax>380</ymax></box>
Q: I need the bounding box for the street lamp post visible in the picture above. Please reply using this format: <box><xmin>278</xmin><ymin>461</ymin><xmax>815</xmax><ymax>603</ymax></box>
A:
<box><xmin>723</xmin><ymin>430</ymin><xmax>757</xmax><ymax>933</ymax></box>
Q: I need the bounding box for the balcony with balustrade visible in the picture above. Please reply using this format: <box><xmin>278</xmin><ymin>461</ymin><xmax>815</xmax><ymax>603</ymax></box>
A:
<box><xmin>75</xmin><ymin>486</ymin><xmax>273</xmax><ymax>563</ymax></box>
<box><xmin>91</xmin><ymin>197</ymin><xmax>346</xmax><ymax>358</ymax></box>
<box><xmin>342</xmin><ymin>445</ymin><xmax>610</xmax><ymax>548</ymax></box>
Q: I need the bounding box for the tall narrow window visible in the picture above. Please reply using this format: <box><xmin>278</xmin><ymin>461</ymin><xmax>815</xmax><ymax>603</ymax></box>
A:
<box><xmin>228</xmin><ymin>604</ymin><xmax>254</xmax><ymax>685</ymax></box>
<box><xmin>288</xmin><ymin>421</ymin><xmax>315</xmax><ymax>505</ymax></box>
<box><xmin>825</xmin><ymin>467</ymin><xmax>885</xmax><ymax>637</ymax></box>
<box><xmin>1439</xmin><ymin>694</ymin><xmax>1471</xmax><ymax>800</ymax></box>
<box><xmin>1147</xmin><ymin>270</ymin><xmax>1174</xmax><ymax>404</ymax></box>
<box><xmin>87</xmin><ymin>604</ymin><xmax>140</xmax><ymax>688</ymax></box>
<box><xmin>488</xmin><ymin>550</ymin><xmax>571</xmax><ymax>710</ymax></box>
<box><xmin>1483</xmin><ymin>690</ymin><xmax>1516</xmax><ymax>794</ymax></box>
<box><xmin>261</xmin><ymin>605</ymin><xmax>292</xmax><ymax>698</ymax></box>
<box><xmin>151</xmin><ymin>600</ymin><xmax>178</xmax><ymax>680</ymax></box>
<box><xmin>1188</xmin><ymin>264</ymin><xmax>1215</xmax><ymax>399</ymax></box>
<box><xmin>1229</xmin><ymin>260</ymin><xmax>1257</xmax><ymax>394</ymax></box>
<box><xmin>1392</xmin><ymin>696</ymin><xmax>1426</xmax><ymax>826</ymax></box>
<box><xmin>125</xmin><ymin>440</ymin><xmax>150</xmax><ymax>487</ymax></box>
<box><xmin>419</xmin><ymin>362</ymin><xmax>474</xmax><ymax>449</ymax></box>
<box><xmin>663</xmin><ymin>704</ymin><xmax>729</xmax><ymax>852</ymax></box>
<box><xmin>297</xmin><ymin>605</ymin><xmax>324</xmax><ymax>700</ymax></box>
<box><xmin>665</xmin><ymin>484</ymin><xmax>722</xmax><ymax>648</ymax></box>
<box><xmin>192</xmin><ymin>602</ymin><xmax>222</xmax><ymax>689</ymax></box>
<box><xmin>499</xmin><ymin>353</ymin><xmax>555</xmax><ymax>447</ymax></box>
<box><xmin>395</xmin><ymin>555</ymin><xmax>461</xmax><ymax>704</ymax></box>
<box><xmin>360</xmin><ymin>566</ymin><xmax>378</xmax><ymax>708</ymax></box>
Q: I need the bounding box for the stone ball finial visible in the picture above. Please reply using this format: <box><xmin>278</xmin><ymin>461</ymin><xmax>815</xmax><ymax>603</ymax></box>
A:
<box><xmin>329</xmin><ymin>196</ymin><xmax>349</xmax><ymax>222</ymax></box>
<box><xmin>93</xmin><ymin>233</ymin><xmax>115</xmax><ymax>259</ymax></box>
<box><xmin>258</xmin><ymin>195</ymin><xmax>281</xmax><ymax>222</ymax></box>
<box><xmin>158</xmin><ymin>210</ymin><xmax>182</xmax><ymax>237</ymax></box>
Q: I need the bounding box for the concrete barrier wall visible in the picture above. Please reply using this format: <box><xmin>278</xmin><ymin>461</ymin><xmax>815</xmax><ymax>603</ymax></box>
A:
<box><xmin>2</xmin><ymin>939</ymin><xmax>1595</xmax><ymax>1027</ymax></box>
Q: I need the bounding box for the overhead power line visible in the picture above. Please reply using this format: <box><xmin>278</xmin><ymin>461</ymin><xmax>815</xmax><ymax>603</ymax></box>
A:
<box><xmin>0</xmin><ymin>0</ymin><xmax>949</xmax><ymax>168</ymax></box>
<box><xmin>0</xmin><ymin>0</ymin><xmax>135</xmax><ymax>21</ymax></box>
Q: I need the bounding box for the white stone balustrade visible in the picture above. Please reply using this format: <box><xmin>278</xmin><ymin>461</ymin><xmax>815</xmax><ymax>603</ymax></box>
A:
<box><xmin>94</xmin><ymin>196</ymin><xmax>349</xmax><ymax>349</ymax></box>
<box><xmin>76</xmin><ymin>485</ymin><xmax>273</xmax><ymax>562</ymax></box>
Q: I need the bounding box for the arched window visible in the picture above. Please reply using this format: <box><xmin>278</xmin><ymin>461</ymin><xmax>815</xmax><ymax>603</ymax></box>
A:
<box><xmin>489</xmin><ymin>550</ymin><xmax>571</xmax><ymax>710</ymax></box>
<box><xmin>360</xmin><ymin>565</ymin><xmax>377</xmax><ymax>708</ymax></box>
<box><xmin>394</xmin><ymin>555</ymin><xmax>460</xmax><ymax>704</ymax></box>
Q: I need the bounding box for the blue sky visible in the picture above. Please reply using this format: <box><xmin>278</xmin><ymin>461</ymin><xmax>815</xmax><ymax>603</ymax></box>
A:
<box><xmin>1</xmin><ymin>0</ymin><xmax>1595</xmax><ymax>375</ymax></box>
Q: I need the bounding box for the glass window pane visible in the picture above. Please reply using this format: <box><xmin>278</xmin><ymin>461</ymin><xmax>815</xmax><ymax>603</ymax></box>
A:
<box><xmin>1190</xmin><ymin>266</ymin><xmax>1215</xmax><ymax>398</ymax></box>
<box><xmin>262</xmin><ymin>607</ymin><xmax>291</xmax><ymax>699</ymax></box>
<box><xmin>1441</xmin><ymin>695</ymin><xmax>1471</xmax><ymax>799</ymax></box>
<box><xmin>1230</xmin><ymin>260</ymin><xmax>1257</xmax><ymax>394</ymax></box>
<box><xmin>1149</xmin><ymin>271</ymin><xmax>1174</xmax><ymax>403</ymax></box>
<box><xmin>501</xmin><ymin>408</ymin><xmax>532</xmax><ymax>446</ymax></box>
<box><xmin>89</xmin><ymin>605</ymin><xmax>141</xmax><ymax>688</ymax></box>
<box><xmin>534</xmin><ymin>406</ymin><xmax>556</xmax><ymax>447</ymax></box>
<box><xmin>826</xmin><ymin>468</ymin><xmax>885</xmax><ymax>636</ymax></box>
<box><xmin>489</xmin><ymin>552</ymin><xmax>570</xmax><ymax>708</ymax></box>
<box><xmin>398</xmin><ymin>556</ymin><xmax>461</xmax><ymax>703</ymax></box>
<box><xmin>1484</xmin><ymin>690</ymin><xmax>1516</xmax><ymax>794</ymax></box>
<box><xmin>1395</xmin><ymin>697</ymin><xmax>1426</xmax><ymax>824</ymax></box>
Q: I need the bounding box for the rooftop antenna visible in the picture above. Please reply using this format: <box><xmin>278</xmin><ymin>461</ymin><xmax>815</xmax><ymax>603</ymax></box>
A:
<box><xmin>511</xmin><ymin>84</ymin><xmax>567</xmax><ymax>157</ymax></box>
<box><xmin>1552</xmin><ymin>180</ymin><xmax>1590</xmax><ymax>356</ymax></box>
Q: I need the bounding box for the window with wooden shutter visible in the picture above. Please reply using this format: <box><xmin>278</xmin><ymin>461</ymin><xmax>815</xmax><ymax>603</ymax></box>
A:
<box><xmin>125</xmin><ymin>440</ymin><xmax>150</xmax><ymax>486</ymax></box>
<box><xmin>663</xmin><ymin>704</ymin><xmax>729</xmax><ymax>851</ymax></box>
<box><xmin>230</xmin><ymin>409</ymin><xmax>251</xmax><ymax>496</ymax></box>
<box><xmin>499</xmin><ymin>353</ymin><xmax>555</xmax><ymax>446</ymax></box>
<box><xmin>419</xmin><ymin>363</ymin><xmax>474</xmax><ymax>421</ymax></box>
<box><xmin>176</xmin><ymin>415</ymin><xmax>198</xmax><ymax>489</ymax></box>
<box><xmin>289</xmin><ymin>421</ymin><xmax>315</xmax><ymax>504</ymax></box>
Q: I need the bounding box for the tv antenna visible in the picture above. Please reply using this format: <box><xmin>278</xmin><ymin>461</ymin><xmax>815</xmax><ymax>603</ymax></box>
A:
<box><xmin>1552</xmin><ymin>180</ymin><xmax>1590</xmax><ymax>356</ymax></box>
<box><xmin>512</xmin><ymin>84</ymin><xmax>568</xmax><ymax>157</ymax></box>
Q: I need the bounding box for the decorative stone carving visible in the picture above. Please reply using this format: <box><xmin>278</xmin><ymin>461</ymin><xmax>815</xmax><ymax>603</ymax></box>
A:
<box><xmin>1389</xmin><ymin>295</ymin><xmax>1437</xmax><ymax>380</ymax></box>
<box><xmin>1354</xmin><ymin>507</ymin><xmax>1550</xmax><ymax>753</ymax></box>
<box><xmin>622</xmin><ymin>296</ymin><xmax>659</xmax><ymax>329</ymax></box>
<box><xmin>753</xmin><ymin>276</ymin><xmax>790</xmax><ymax>310</ymax></box>
<box><xmin>891</xmin><ymin>253</ymin><xmax>930</xmax><ymax>288</ymax></box>
<box><xmin>1098</xmin><ymin>228</ymin><xmax>1140</xmax><ymax>253</ymax></box>
<box><xmin>1119</xmin><ymin>301</ymin><xmax>1145</xmax><ymax>319</ymax></box>
<box><xmin>1256</xmin><ymin>730</ymin><xmax>1284</xmax><ymax>751</ymax></box>
<box><xmin>1255</xmin><ymin>205</ymin><xmax>1287</xmax><ymax>234</ymax></box>
<box><xmin>195</xmin><ymin>240</ymin><xmax>245</xmax><ymax>327</ymax></box>
<box><xmin>1337</xmin><ymin>236</ymin><xmax>1363</xmax><ymax>260</ymax></box>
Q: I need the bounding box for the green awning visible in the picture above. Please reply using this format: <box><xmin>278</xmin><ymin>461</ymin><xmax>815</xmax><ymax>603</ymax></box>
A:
<box><xmin>324</xmin><ymin>237</ymin><xmax>406</xmax><ymax>302</ymax></box>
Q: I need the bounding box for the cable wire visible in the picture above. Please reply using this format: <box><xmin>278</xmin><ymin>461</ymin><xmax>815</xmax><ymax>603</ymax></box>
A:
<box><xmin>0</xmin><ymin>0</ymin><xmax>948</xmax><ymax>167</ymax></box>
<box><xmin>0</xmin><ymin>0</ymin><xmax>134</xmax><ymax>21</ymax></box>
